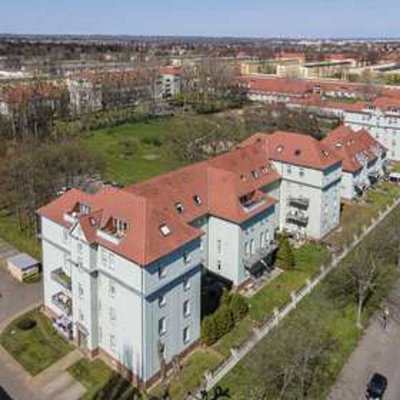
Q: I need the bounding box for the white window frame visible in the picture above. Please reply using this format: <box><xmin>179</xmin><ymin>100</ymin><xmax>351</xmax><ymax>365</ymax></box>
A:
<box><xmin>183</xmin><ymin>300</ymin><xmax>190</xmax><ymax>317</ymax></box>
<box><xmin>183</xmin><ymin>277</ymin><xmax>191</xmax><ymax>291</ymax></box>
<box><xmin>183</xmin><ymin>327</ymin><xmax>190</xmax><ymax>344</ymax></box>
<box><xmin>159</xmin><ymin>317</ymin><xmax>167</xmax><ymax>336</ymax></box>
<box><xmin>159</xmin><ymin>295</ymin><xmax>167</xmax><ymax>308</ymax></box>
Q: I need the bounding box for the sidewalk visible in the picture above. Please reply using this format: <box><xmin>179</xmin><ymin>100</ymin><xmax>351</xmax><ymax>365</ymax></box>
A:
<box><xmin>329</xmin><ymin>286</ymin><xmax>400</xmax><ymax>400</ymax></box>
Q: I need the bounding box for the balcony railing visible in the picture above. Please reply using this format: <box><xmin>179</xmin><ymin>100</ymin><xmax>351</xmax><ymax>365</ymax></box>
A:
<box><xmin>286</xmin><ymin>211</ymin><xmax>309</xmax><ymax>227</ymax></box>
<box><xmin>244</xmin><ymin>241</ymin><xmax>279</xmax><ymax>268</ymax></box>
<box><xmin>51</xmin><ymin>268</ymin><xmax>72</xmax><ymax>291</ymax></box>
<box><xmin>288</xmin><ymin>196</ymin><xmax>310</xmax><ymax>210</ymax></box>
<box><xmin>52</xmin><ymin>292</ymin><xmax>72</xmax><ymax>316</ymax></box>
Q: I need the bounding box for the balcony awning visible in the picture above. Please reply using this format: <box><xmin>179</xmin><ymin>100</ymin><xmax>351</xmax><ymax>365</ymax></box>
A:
<box><xmin>288</xmin><ymin>197</ymin><xmax>310</xmax><ymax>209</ymax></box>
<box><xmin>244</xmin><ymin>243</ymin><xmax>278</xmax><ymax>270</ymax></box>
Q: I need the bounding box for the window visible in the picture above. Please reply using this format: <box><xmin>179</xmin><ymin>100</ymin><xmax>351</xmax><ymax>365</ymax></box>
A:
<box><xmin>110</xmin><ymin>334</ymin><xmax>116</xmax><ymax>351</ymax></box>
<box><xmin>183</xmin><ymin>300</ymin><xmax>190</xmax><ymax>317</ymax></box>
<box><xmin>158</xmin><ymin>317</ymin><xmax>166</xmax><ymax>336</ymax></box>
<box><xmin>159</xmin><ymin>295</ymin><xmax>167</xmax><ymax>307</ymax></box>
<box><xmin>217</xmin><ymin>240</ymin><xmax>222</xmax><ymax>254</ymax></box>
<box><xmin>101</xmin><ymin>249</ymin><xmax>108</xmax><ymax>266</ymax></box>
<box><xmin>109</xmin><ymin>307</ymin><xmax>116</xmax><ymax>322</ymax></box>
<box><xmin>78</xmin><ymin>284</ymin><xmax>84</xmax><ymax>299</ymax></box>
<box><xmin>79</xmin><ymin>309</ymin><xmax>84</xmax><ymax>322</ymax></box>
<box><xmin>183</xmin><ymin>277</ymin><xmax>190</xmax><ymax>291</ymax></box>
<box><xmin>109</xmin><ymin>280</ymin><xmax>116</xmax><ymax>298</ymax></box>
<box><xmin>158</xmin><ymin>265</ymin><xmax>167</xmax><ymax>279</ymax></box>
<box><xmin>252</xmin><ymin>170</ymin><xmax>259</xmax><ymax>179</ymax></box>
<box><xmin>217</xmin><ymin>260</ymin><xmax>222</xmax><ymax>270</ymax></box>
<box><xmin>183</xmin><ymin>327</ymin><xmax>190</xmax><ymax>344</ymax></box>
<box><xmin>286</xmin><ymin>165</ymin><xmax>292</xmax><ymax>174</ymax></box>
<box><xmin>108</xmin><ymin>253</ymin><xmax>115</xmax><ymax>270</ymax></box>
<box><xmin>299</xmin><ymin>168</ymin><xmax>305</xmax><ymax>177</ymax></box>
<box><xmin>260</xmin><ymin>232</ymin><xmax>265</xmax><ymax>248</ymax></box>
<box><xmin>193</xmin><ymin>195</ymin><xmax>202</xmax><ymax>205</ymax></box>
<box><xmin>265</xmin><ymin>230</ymin><xmax>270</xmax><ymax>245</ymax></box>
<box><xmin>244</xmin><ymin>241</ymin><xmax>249</xmax><ymax>255</ymax></box>
<box><xmin>183</xmin><ymin>251</ymin><xmax>191</xmax><ymax>264</ymax></box>
<box><xmin>174</xmin><ymin>201</ymin><xmax>185</xmax><ymax>214</ymax></box>
<box><xmin>250</xmin><ymin>239</ymin><xmax>255</xmax><ymax>255</ymax></box>
<box><xmin>160</xmin><ymin>224</ymin><xmax>171</xmax><ymax>236</ymax></box>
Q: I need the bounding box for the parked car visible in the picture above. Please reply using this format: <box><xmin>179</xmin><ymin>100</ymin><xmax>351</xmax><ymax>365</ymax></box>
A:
<box><xmin>366</xmin><ymin>373</ymin><xmax>388</xmax><ymax>399</ymax></box>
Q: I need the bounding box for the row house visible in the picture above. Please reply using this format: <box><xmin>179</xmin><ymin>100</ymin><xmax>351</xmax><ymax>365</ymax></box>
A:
<box><xmin>344</xmin><ymin>97</ymin><xmax>400</xmax><ymax>161</ymax></box>
<box><xmin>322</xmin><ymin>125</ymin><xmax>388</xmax><ymax>200</ymax></box>
<box><xmin>38</xmin><ymin>130</ymin><xmax>342</xmax><ymax>386</ymax></box>
<box><xmin>154</xmin><ymin>66</ymin><xmax>182</xmax><ymax>99</ymax></box>
<box><xmin>67</xmin><ymin>70</ymin><xmax>153</xmax><ymax>115</ymax></box>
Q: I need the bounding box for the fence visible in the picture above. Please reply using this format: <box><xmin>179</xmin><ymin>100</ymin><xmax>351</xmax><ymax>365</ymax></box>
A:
<box><xmin>203</xmin><ymin>196</ymin><xmax>400</xmax><ymax>392</ymax></box>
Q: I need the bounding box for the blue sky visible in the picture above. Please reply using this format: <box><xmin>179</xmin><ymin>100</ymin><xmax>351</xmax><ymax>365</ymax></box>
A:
<box><xmin>1</xmin><ymin>0</ymin><xmax>399</xmax><ymax>38</ymax></box>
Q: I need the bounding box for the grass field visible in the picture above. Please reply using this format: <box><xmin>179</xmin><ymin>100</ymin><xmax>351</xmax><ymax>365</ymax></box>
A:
<box><xmin>82</xmin><ymin>118</ymin><xmax>177</xmax><ymax>185</ymax></box>
<box><xmin>0</xmin><ymin>309</ymin><xmax>73</xmax><ymax>376</ymax></box>
<box><xmin>68</xmin><ymin>359</ymin><xmax>141</xmax><ymax>400</ymax></box>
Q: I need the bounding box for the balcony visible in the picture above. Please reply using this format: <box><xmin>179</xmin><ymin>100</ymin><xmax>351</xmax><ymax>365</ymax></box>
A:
<box><xmin>286</xmin><ymin>211</ymin><xmax>309</xmax><ymax>227</ymax></box>
<box><xmin>244</xmin><ymin>241</ymin><xmax>279</xmax><ymax>272</ymax></box>
<box><xmin>51</xmin><ymin>268</ymin><xmax>72</xmax><ymax>291</ymax></box>
<box><xmin>368</xmin><ymin>170</ymin><xmax>380</xmax><ymax>184</ymax></box>
<box><xmin>288</xmin><ymin>196</ymin><xmax>310</xmax><ymax>210</ymax></box>
<box><xmin>52</xmin><ymin>292</ymin><xmax>72</xmax><ymax>316</ymax></box>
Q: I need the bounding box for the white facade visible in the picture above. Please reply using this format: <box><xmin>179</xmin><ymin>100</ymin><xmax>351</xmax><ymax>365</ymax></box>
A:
<box><xmin>41</xmin><ymin>215</ymin><xmax>201</xmax><ymax>383</ymax></box>
<box><xmin>344</xmin><ymin>108</ymin><xmax>400</xmax><ymax>161</ymax></box>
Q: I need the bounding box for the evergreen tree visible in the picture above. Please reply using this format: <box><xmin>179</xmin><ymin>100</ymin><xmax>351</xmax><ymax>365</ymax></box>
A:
<box><xmin>277</xmin><ymin>235</ymin><xmax>295</xmax><ymax>269</ymax></box>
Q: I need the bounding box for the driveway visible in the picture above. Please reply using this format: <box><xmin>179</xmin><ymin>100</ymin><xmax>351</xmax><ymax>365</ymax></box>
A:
<box><xmin>0</xmin><ymin>239</ymin><xmax>42</xmax><ymax>324</ymax></box>
<box><xmin>329</xmin><ymin>286</ymin><xmax>400</xmax><ymax>400</ymax></box>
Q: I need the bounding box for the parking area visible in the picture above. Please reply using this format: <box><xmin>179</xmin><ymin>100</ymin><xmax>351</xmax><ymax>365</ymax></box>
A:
<box><xmin>0</xmin><ymin>238</ymin><xmax>42</xmax><ymax>325</ymax></box>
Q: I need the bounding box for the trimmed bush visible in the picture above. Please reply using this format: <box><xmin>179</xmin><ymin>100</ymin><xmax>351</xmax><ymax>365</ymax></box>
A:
<box><xmin>16</xmin><ymin>318</ymin><xmax>37</xmax><ymax>331</ymax></box>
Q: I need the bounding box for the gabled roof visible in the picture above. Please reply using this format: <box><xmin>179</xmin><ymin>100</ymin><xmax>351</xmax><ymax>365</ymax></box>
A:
<box><xmin>322</xmin><ymin>125</ymin><xmax>386</xmax><ymax>173</ymax></box>
<box><xmin>240</xmin><ymin>131</ymin><xmax>341</xmax><ymax>170</ymax></box>
<box><xmin>39</xmin><ymin>138</ymin><xmax>281</xmax><ymax>267</ymax></box>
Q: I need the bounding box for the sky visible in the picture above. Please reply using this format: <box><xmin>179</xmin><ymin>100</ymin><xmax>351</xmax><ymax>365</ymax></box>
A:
<box><xmin>1</xmin><ymin>0</ymin><xmax>399</xmax><ymax>39</ymax></box>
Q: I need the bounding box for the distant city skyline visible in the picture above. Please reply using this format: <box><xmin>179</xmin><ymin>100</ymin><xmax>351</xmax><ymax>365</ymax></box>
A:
<box><xmin>1</xmin><ymin>0</ymin><xmax>400</xmax><ymax>39</ymax></box>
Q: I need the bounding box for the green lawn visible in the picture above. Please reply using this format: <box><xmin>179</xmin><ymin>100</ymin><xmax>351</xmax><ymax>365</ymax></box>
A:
<box><xmin>150</xmin><ymin>349</ymin><xmax>222</xmax><ymax>400</ymax></box>
<box><xmin>82</xmin><ymin>118</ymin><xmax>177</xmax><ymax>185</ymax></box>
<box><xmin>0</xmin><ymin>209</ymin><xmax>40</xmax><ymax>259</ymax></box>
<box><xmin>326</xmin><ymin>181</ymin><xmax>400</xmax><ymax>248</ymax></box>
<box><xmin>0</xmin><ymin>309</ymin><xmax>73</xmax><ymax>376</ymax></box>
<box><xmin>68</xmin><ymin>359</ymin><xmax>140</xmax><ymax>400</ymax></box>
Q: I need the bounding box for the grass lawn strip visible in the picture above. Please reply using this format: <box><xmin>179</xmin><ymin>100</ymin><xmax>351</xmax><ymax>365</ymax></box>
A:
<box><xmin>0</xmin><ymin>308</ymin><xmax>73</xmax><ymax>376</ymax></box>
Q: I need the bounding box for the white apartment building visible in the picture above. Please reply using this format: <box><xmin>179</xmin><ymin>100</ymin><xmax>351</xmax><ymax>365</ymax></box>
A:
<box><xmin>323</xmin><ymin>125</ymin><xmax>388</xmax><ymax>200</ymax></box>
<box><xmin>344</xmin><ymin>97</ymin><xmax>400</xmax><ymax>161</ymax></box>
<box><xmin>39</xmin><ymin>130</ymin><xmax>343</xmax><ymax>386</ymax></box>
<box><xmin>154</xmin><ymin>66</ymin><xmax>181</xmax><ymax>99</ymax></box>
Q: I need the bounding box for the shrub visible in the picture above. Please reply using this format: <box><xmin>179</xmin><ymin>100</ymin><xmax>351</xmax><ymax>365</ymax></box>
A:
<box><xmin>214</xmin><ymin>305</ymin><xmax>235</xmax><ymax>338</ymax></box>
<box><xmin>201</xmin><ymin>315</ymin><xmax>219</xmax><ymax>346</ymax></box>
<box><xmin>16</xmin><ymin>318</ymin><xmax>37</xmax><ymax>331</ymax></box>
<box><xmin>277</xmin><ymin>235</ymin><xmax>295</xmax><ymax>269</ymax></box>
<box><xmin>229</xmin><ymin>293</ymin><xmax>249</xmax><ymax>322</ymax></box>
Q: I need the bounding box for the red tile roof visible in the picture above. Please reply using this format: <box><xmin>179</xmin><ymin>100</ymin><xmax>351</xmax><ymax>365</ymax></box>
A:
<box><xmin>240</xmin><ymin>131</ymin><xmax>342</xmax><ymax>170</ymax></box>
<box><xmin>39</xmin><ymin>138</ymin><xmax>282</xmax><ymax>266</ymax></box>
<box><xmin>322</xmin><ymin>125</ymin><xmax>386</xmax><ymax>173</ymax></box>
<box><xmin>160</xmin><ymin>66</ymin><xmax>182</xmax><ymax>76</ymax></box>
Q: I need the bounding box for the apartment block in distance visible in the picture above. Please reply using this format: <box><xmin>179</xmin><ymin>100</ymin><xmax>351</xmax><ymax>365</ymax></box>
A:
<box><xmin>38</xmin><ymin>130</ymin><xmax>343</xmax><ymax>386</ymax></box>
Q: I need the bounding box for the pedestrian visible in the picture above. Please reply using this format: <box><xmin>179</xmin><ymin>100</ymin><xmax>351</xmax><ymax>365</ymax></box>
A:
<box><xmin>383</xmin><ymin>307</ymin><xmax>390</xmax><ymax>330</ymax></box>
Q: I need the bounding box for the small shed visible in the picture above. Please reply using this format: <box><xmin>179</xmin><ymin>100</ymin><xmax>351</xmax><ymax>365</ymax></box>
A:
<box><xmin>7</xmin><ymin>253</ymin><xmax>40</xmax><ymax>282</ymax></box>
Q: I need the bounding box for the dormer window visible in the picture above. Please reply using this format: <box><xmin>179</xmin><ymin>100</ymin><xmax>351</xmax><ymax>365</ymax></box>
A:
<box><xmin>276</xmin><ymin>145</ymin><xmax>284</xmax><ymax>153</ymax></box>
<box><xmin>160</xmin><ymin>224</ymin><xmax>171</xmax><ymax>237</ymax></box>
<box><xmin>113</xmin><ymin>218</ymin><xmax>129</xmax><ymax>235</ymax></box>
<box><xmin>294</xmin><ymin>149</ymin><xmax>301</xmax><ymax>156</ymax></box>
<box><xmin>175</xmin><ymin>202</ymin><xmax>184</xmax><ymax>213</ymax></box>
<box><xmin>80</xmin><ymin>203</ymin><xmax>91</xmax><ymax>215</ymax></box>
<box><xmin>193</xmin><ymin>195</ymin><xmax>202</xmax><ymax>205</ymax></box>
<box><xmin>322</xmin><ymin>150</ymin><xmax>329</xmax><ymax>157</ymax></box>
<box><xmin>252</xmin><ymin>170</ymin><xmax>259</xmax><ymax>179</ymax></box>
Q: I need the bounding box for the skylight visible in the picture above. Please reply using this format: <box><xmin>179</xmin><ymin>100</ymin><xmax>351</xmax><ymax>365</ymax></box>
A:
<box><xmin>276</xmin><ymin>145</ymin><xmax>284</xmax><ymax>153</ymax></box>
<box><xmin>160</xmin><ymin>224</ymin><xmax>171</xmax><ymax>237</ymax></box>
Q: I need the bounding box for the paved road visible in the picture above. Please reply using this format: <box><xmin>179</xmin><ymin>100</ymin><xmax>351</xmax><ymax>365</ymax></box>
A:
<box><xmin>329</xmin><ymin>287</ymin><xmax>400</xmax><ymax>400</ymax></box>
<box><xmin>0</xmin><ymin>239</ymin><xmax>42</xmax><ymax>324</ymax></box>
